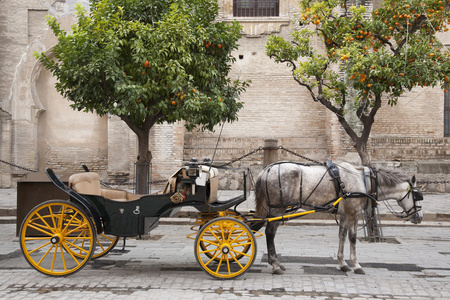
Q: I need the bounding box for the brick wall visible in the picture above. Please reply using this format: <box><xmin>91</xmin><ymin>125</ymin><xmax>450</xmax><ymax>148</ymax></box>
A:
<box><xmin>0</xmin><ymin>0</ymin><xmax>449</xmax><ymax>193</ymax></box>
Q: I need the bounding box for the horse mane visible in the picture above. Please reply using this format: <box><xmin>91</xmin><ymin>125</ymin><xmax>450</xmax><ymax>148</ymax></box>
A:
<box><xmin>376</xmin><ymin>167</ymin><xmax>410</xmax><ymax>187</ymax></box>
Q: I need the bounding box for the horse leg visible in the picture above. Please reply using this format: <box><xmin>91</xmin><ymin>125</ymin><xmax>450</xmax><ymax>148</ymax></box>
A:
<box><xmin>337</xmin><ymin>215</ymin><xmax>351</xmax><ymax>272</ymax></box>
<box><xmin>266</xmin><ymin>221</ymin><xmax>286</xmax><ymax>275</ymax></box>
<box><xmin>348</xmin><ymin>218</ymin><xmax>365</xmax><ymax>275</ymax></box>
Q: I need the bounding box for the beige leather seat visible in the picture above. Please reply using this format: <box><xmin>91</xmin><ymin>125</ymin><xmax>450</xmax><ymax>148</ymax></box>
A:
<box><xmin>69</xmin><ymin>172</ymin><xmax>140</xmax><ymax>202</ymax></box>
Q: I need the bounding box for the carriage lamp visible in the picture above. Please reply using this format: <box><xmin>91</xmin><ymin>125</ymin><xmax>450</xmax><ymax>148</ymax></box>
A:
<box><xmin>186</xmin><ymin>158</ymin><xmax>202</xmax><ymax>178</ymax></box>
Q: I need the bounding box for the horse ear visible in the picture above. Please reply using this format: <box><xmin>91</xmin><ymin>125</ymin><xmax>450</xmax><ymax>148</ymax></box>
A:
<box><xmin>412</xmin><ymin>175</ymin><xmax>416</xmax><ymax>185</ymax></box>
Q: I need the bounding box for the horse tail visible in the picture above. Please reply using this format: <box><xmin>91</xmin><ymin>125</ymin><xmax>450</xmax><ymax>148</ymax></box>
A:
<box><xmin>254</xmin><ymin>169</ymin><xmax>269</xmax><ymax>218</ymax></box>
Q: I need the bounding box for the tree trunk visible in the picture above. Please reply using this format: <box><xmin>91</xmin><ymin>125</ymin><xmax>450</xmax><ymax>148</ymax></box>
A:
<box><xmin>355</xmin><ymin>140</ymin><xmax>371</xmax><ymax>166</ymax></box>
<box><xmin>120</xmin><ymin>111</ymin><xmax>162</xmax><ymax>194</ymax></box>
<box><xmin>136</xmin><ymin>129</ymin><xmax>152</xmax><ymax>194</ymax></box>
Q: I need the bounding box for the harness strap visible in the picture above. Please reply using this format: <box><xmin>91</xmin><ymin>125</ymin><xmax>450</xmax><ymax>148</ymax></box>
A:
<box><xmin>326</xmin><ymin>160</ymin><xmax>346</xmax><ymax>197</ymax></box>
<box><xmin>278</xmin><ymin>163</ymin><xmax>283</xmax><ymax>205</ymax></box>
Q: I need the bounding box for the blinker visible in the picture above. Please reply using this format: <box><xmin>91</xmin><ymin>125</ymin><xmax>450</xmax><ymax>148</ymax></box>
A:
<box><xmin>413</xmin><ymin>190</ymin><xmax>423</xmax><ymax>201</ymax></box>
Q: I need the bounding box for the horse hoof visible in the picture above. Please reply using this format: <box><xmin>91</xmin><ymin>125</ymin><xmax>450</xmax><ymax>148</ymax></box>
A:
<box><xmin>280</xmin><ymin>264</ymin><xmax>286</xmax><ymax>271</ymax></box>
<box><xmin>272</xmin><ymin>267</ymin><xmax>284</xmax><ymax>275</ymax></box>
<box><xmin>354</xmin><ymin>268</ymin><xmax>366</xmax><ymax>275</ymax></box>
<box><xmin>340</xmin><ymin>265</ymin><xmax>352</xmax><ymax>272</ymax></box>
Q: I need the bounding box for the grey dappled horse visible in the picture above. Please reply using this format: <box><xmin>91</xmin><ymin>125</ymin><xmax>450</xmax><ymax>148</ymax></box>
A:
<box><xmin>253</xmin><ymin>161</ymin><xmax>423</xmax><ymax>275</ymax></box>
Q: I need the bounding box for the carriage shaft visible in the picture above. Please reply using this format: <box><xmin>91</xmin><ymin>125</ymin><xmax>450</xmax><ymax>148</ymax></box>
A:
<box><xmin>256</xmin><ymin>196</ymin><xmax>344</xmax><ymax>223</ymax></box>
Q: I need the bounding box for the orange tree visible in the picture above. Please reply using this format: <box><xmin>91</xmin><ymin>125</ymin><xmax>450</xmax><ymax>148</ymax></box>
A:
<box><xmin>35</xmin><ymin>0</ymin><xmax>247</xmax><ymax>192</ymax></box>
<box><xmin>266</xmin><ymin>0</ymin><xmax>450</xmax><ymax>165</ymax></box>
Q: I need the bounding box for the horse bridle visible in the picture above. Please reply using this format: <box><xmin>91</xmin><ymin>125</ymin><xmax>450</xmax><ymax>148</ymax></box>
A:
<box><xmin>397</xmin><ymin>181</ymin><xmax>423</xmax><ymax>218</ymax></box>
<box><xmin>371</xmin><ymin>168</ymin><xmax>423</xmax><ymax>220</ymax></box>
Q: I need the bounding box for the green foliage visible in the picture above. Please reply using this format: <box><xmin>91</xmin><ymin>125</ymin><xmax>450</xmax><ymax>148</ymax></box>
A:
<box><xmin>35</xmin><ymin>0</ymin><xmax>246</xmax><ymax>132</ymax></box>
<box><xmin>267</xmin><ymin>0</ymin><xmax>450</xmax><ymax>164</ymax></box>
<box><xmin>267</xmin><ymin>0</ymin><xmax>450</xmax><ymax>109</ymax></box>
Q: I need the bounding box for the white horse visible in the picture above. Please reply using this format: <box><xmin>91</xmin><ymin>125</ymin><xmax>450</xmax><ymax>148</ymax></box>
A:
<box><xmin>253</xmin><ymin>161</ymin><xmax>423</xmax><ymax>275</ymax></box>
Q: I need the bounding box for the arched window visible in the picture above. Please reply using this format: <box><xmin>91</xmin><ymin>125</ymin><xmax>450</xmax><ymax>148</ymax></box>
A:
<box><xmin>233</xmin><ymin>0</ymin><xmax>279</xmax><ymax>17</ymax></box>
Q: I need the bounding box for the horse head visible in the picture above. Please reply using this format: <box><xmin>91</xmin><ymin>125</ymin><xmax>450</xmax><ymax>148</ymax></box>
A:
<box><xmin>376</xmin><ymin>170</ymin><xmax>423</xmax><ymax>224</ymax></box>
<box><xmin>400</xmin><ymin>175</ymin><xmax>423</xmax><ymax>224</ymax></box>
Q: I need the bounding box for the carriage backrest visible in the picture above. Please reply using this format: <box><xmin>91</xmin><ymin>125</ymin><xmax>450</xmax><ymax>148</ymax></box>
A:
<box><xmin>69</xmin><ymin>172</ymin><xmax>102</xmax><ymax>196</ymax></box>
<box><xmin>203</xmin><ymin>166</ymin><xmax>218</xmax><ymax>203</ymax></box>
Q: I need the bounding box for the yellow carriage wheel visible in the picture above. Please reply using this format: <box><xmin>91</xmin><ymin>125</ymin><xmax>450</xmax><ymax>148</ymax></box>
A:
<box><xmin>198</xmin><ymin>212</ymin><xmax>252</xmax><ymax>262</ymax></box>
<box><xmin>194</xmin><ymin>217</ymin><xmax>256</xmax><ymax>279</ymax></box>
<box><xmin>19</xmin><ymin>200</ymin><xmax>96</xmax><ymax>276</ymax></box>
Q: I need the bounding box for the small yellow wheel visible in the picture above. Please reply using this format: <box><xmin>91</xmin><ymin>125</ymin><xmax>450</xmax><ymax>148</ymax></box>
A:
<box><xmin>198</xmin><ymin>212</ymin><xmax>251</xmax><ymax>262</ymax></box>
<box><xmin>194</xmin><ymin>217</ymin><xmax>256</xmax><ymax>279</ymax></box>
<box><xmin>19</xmin><ymin>200</ymin><xmax>96</xmax><ymax>276</ymax></box>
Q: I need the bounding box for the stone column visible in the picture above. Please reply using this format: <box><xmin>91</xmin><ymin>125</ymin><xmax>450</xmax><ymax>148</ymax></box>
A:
<box><xmin>263</xmin><ymin>139</ymin><xmax>278</xmax><ymax>167</ymax></box>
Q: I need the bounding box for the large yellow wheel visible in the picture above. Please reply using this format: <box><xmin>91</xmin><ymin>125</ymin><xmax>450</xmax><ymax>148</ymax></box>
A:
<box><xmin>19</xmin><ymin>200</ymin><xmax>96</xmax><ymax>276</ymax></box>
<box><xmin>195</xmin><ymin>217</ymin><xmax>256</xmax><ymax>279</ymax></box>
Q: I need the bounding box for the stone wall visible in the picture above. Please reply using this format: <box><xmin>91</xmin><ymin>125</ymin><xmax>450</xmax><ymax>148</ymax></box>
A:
<box><xmin>0</xmin><ymin>0</ymin><xmax>449</xmax><ymax>193</ymax></box>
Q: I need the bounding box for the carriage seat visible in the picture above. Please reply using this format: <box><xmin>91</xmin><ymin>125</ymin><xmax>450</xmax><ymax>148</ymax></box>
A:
<box><xmin>69</xmin><ymin>172</ymin><xmax>140</xmax><ymax>202</ymax></box>
<box><xmin>163</xmin><ymin>165</ymin><xmax>219</xmax><ymax>203</ymax></box>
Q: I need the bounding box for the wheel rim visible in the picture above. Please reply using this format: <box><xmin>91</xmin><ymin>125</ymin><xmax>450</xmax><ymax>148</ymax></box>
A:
<box><xmin>20</xmin><ymin>201</ymin><xmax>96</xmax><ymax>276</ymax></box>
<box><xmin>195</xmin><ymin>217</ymin><xmax>256</xmax><ymax>279</ymax></box>
<box><xmin>92</xmin><ymin>233</ymin><xmax>118</xmax><ymax>259</ymax></box>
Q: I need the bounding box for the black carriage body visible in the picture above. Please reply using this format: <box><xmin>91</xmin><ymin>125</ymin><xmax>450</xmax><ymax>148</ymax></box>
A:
<box><xmin>80</xmin><ymin>184</ymin><xmax>231</xmax><ymax>237</ymax></box>
<box><xmin>46</xmin><ymin>166</ymin><xmax>248</xmax><ymax>237</ymax></box>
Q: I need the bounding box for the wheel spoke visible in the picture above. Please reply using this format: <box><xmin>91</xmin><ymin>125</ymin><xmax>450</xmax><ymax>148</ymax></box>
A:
<box><xmin>51</xmin><ymin>244</ymin><xmax>58</xmax><ymax>272</ymax></box>
<box><xmin>24</xmin><ymin>222</ymin><xmax>54</xmax><ymax>237</ymax></box>
<box><xmin>199</xmin><ymin>238</ymin><xmax>220</xmax><ymax>248</ymax></box>
<box><xmin>61</xmin><ymin>242</ymin><xmax>82</xmax><ymax>264</ymax></box>
<box><xmin>215</xmin><ymin>254</ymin><xmax>224</xmax><ymax>273</ymax></box>
<box><xmin>204</xmin><ymin>248</ymin><xmax>222</xmax><ymax>266</ymax></box>
<box><xmin>34</xmin><ymin>212</ymin><xmax>57</xmax><ymax>235</ymax></box>
<box><xmin>64</xmin><ymin>239</ymin><xmax>92</xmax><ymax>255</ymax></box>
<box><xmin>207</xmin><ymin>227</ymin><xmax>222</xmax><ymax>244</ymax></box>
<box><xmin>230</xmin><ymin>228</ymin><xmax>246</xmax><ymax>244</ymax></box>
<box><xmin>27</xmin><ymin>241</ymin><xmax>52</xmax><ymax>255</ymax></box>
<box><xmin>37</xmin><ymin>244</ymin><xmax>54</xmax><ymax>266</ymax></box>
<box><xmin>229</xmin><ymin>251</ymin><xmax>244</xmax><ymax>269</ymax></box>
<box><xmin>59</xmin><ymin>244</ymin><xmax>67</xmax><ymax>272</ymax></box>
<box><xmin>62</xmin><ymin>211</ymin><xmax>80</xmax><ymax>233</ymax></box>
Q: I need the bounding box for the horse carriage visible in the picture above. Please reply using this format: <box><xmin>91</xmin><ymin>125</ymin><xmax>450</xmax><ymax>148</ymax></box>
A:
<box><xmin>19</xmin><ymin>158</ymin><xmax>423</xmax><ymax>279</ymax></box>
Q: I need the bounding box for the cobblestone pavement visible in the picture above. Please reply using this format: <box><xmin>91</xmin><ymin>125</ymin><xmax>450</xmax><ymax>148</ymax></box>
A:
<box><xmin>1</xmin><ymin>221</ymin><xmax>450</xmax><ymax>299</ymax></box>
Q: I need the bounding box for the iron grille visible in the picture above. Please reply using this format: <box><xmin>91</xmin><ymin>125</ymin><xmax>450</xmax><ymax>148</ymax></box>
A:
<box><xmin>233</xmin><ymin>0</ymin><xmax>279</xmax><ymax>17</ymax></box>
